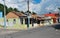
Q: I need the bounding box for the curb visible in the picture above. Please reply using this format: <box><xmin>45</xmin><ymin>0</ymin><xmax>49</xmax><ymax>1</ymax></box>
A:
<box><xmin>0</xmin><ymin>23</ymin><xmax>60</xmax><ymax>31</ymax></box>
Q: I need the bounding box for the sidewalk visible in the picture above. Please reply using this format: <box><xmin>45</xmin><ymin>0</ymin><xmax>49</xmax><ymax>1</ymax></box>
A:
<box><xmin>0</xmin><ymin>24</ymin><xmax>36</xmax><ymax>35</ymax></box>
<box><xmin>0</xmin><ymin>23</ymin><xmax>60</xmax><ymax>35</ymax></box>
<box><xmin>0</xmin><ymin>23</ymin><xmax>60</xmax><ymax>30</ymax></box>
<box><xmin>0</xmin><ymin>28</ymin><xmax>19</xmax><ymax>35</ymax></box>
<box><xmin>0</xmin><ymin>24</ymin><xmax>27</xmax><ymax>31</ymax></box>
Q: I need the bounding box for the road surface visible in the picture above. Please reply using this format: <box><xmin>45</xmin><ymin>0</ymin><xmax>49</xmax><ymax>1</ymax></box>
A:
<box><xmin>0</xmin><ymin>24</ymin><xmax>60</xmax><ymax>38</ymax></box>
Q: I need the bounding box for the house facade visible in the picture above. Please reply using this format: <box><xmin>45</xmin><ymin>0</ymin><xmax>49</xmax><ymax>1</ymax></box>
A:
<box><xmin>6</xmin><ymin>11</ymin><xmax>27</xmax><ymax>26</ymax></box>
<box><xmin>6</xmin><ymin>11</ymin><xmax>59</xmax><ymax>27</ymax></box>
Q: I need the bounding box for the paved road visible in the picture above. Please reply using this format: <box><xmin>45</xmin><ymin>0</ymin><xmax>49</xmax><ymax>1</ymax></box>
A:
<box><xmin>0</xmin><ymin>29</ymin><xmax>19</xmax><ymax>35</ymax></box>
<box><xmin>0</xmin><ymin>26</ymin><xmax>59</xmax><ymax>38</ymax></box>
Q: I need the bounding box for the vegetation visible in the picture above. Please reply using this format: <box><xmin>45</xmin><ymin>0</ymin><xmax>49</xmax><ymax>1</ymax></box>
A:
<box><xmin>0</xmin><ymin>3</ymin><xmax>37</xmax><ymax>17</ymax></box>
<box><xmin>58</xmin><ymin>8</ymin><xmax>60</xmax><ymax>10</ymax></box>
<box><xmin>32</xmin><ymin>12</ymin><xmax>37</xmax><ymax>14</ymax></box>
<box><xmin>0</xmin><ymin>3</ymin><xmax>8</xmax><ymax>17</ymax></box>
<box><xmin>0</xmin><ymin>3</ymin><xmax>20</xmax><ymax>17</ymax></box>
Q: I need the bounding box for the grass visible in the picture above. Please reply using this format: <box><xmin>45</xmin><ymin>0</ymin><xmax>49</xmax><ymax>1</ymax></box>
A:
<box><xmin>0</xmin><ymin>24</ymin><xmax>27</xmax><ymax>30</ymax></box>
<box><xmin>6</xmin><ymin>24</ymin><xmax>27</xmax><ymax>30</ymax></box>
<box><xmin>0</xmin><ymin>25</ymin><xmax>4</xmax><ymax>28</ymax></box>
<box><xmin>0</xmin><ymin>18</ymin><xmax>4</xmax><ymax>22</ymax></box>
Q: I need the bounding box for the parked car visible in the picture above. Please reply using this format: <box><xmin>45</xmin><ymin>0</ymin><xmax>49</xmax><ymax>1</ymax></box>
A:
<box><xmin>53</xmin><ymin>24</ymin><xmax>60</xmax><ymax>29</ymax></box>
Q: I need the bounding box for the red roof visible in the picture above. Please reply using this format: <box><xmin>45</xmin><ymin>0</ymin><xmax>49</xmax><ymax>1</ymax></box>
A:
<box><xmin>44</xmin><ymin>13</ymin><xmax>57</xmax><ymax>18</ymax></box>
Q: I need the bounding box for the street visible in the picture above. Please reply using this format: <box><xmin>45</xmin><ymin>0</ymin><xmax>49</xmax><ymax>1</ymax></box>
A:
<box><xmin>0</xmin><ymin>24</ymin><xmax>60</xmax><ymax>38</ymax></box>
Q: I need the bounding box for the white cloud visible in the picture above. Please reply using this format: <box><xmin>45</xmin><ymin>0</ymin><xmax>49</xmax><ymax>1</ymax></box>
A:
<box><xmin>0</xmin><ymin>0</ymin><xmax>4</xmax><ymax>4</ymax></box>
<box><xmin>54</xmin><ymin>8</ymin><xmax>59</xmax><ymax>12</ymax></box>
<box><xmin>29</xmin><ymin>3</ymin><xmax>41</xmax><ymax>12</ymax></box>
<box><xmin>40</xmin><ymin>0</ymin><xmax>60</xmax><ymax>14</ymax></box>
<box><xmin>0</xmin><ymin>0</ymin><xmax>60</xmax><ymax>14</ymax></box>
<box><xmin>0</xmin><ymin>0</ymin><xmax>44</xmax><ymax>13</ymax></box>
<box><xmin>0</xmin><ymin>0</ymin><xmax>42</xmax><ymax>13</ymax></box>
<box><xmin>45</xmin><ymin>4</ymin><xmax>55</xmax><ymax>11</ymax></box>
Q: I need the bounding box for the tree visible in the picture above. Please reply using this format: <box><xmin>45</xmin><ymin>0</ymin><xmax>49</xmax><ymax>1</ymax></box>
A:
<box><xmin>7</xmin><ymin>7</ymin><xmax>14</xmax><ymax>12</ymax></box>
<box><xmin>58</xmin><ymin>8</ymin><xmax>60</xmax><ymax>10</ymax></box>
<box><xmin>0</xmin><ymin>3</ymin><xmax>4</xmax><ymax>12</ymax></box>
<box><xmin>20</xmin><ymin>11</ymin><xmax>24</xmax><ymax>14</ymax></box>
<box><xmin>32</xmin><ymin>12</ymin><xmax>37</xmax><ymax>15</ymax></box>
<box><xmin>25</xmin><ymin>11</ymin><xmax>31</xmax><ymax>15</ymax></box>
<box><xmin>14</xmin><ymin>8</ymin><xmax>19</xmax><ymax>12</ymax></box>
<box><xmin>58</xmin><ymin>8</ymin><xmax>60</xmax><ymax>16</ymax></box>
<box><xmin>26</xmin><ymin>10</ymin><xmax>31</xmax><ymax>14</ymax></box>
<box><xmin>0</xmin><ymin>3</ymin><xmax>8</xmax><ymax>17</ymax></box>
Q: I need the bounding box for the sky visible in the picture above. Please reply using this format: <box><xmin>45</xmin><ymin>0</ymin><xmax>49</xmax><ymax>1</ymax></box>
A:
<box><xmin>0</xmin><ymin>0</ymin><xmax>60</xmax><ymax>14</ymax></box>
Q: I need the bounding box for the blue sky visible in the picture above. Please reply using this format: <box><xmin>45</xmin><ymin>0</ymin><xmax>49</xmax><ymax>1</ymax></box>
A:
<box><xmin>0</xmin><ymin>0</ymin><xmax>60</xmax><ymax>14</ymax></box>
<box><xmin>32</xmin><ymin>0</ymin><xmax>42</xmax><ymax>4</ymax></box>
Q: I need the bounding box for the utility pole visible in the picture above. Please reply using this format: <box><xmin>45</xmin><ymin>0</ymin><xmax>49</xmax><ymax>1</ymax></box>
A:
<box><xmin>4</xmin><ymin>0</ymin><xmax>6</xmax><ymax>28</ymax></box>
<box><xmin>27</xmin><ymin>0</ymin><xmax>29</xmax><ymax>12</ymax></box>
<box><xmin>27</xmin><ymin>0</ymin><xmax>30</xmax><ymax>28</ymax></box>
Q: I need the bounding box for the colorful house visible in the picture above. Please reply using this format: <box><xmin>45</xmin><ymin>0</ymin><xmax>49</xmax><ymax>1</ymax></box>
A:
<box><xmin>6</xmin><ymin>11</ymin><xmax>27</xmax><ymax>26</ymax></box>
<box><xmin>44</xmin><ymin>12</ymin><xmax>58</xmax><ymax>24</ymax></box>
<box><xmin>0</xmin><ymin>11</ymin><xmax>3</xmax><ymax>18</ymax></box>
